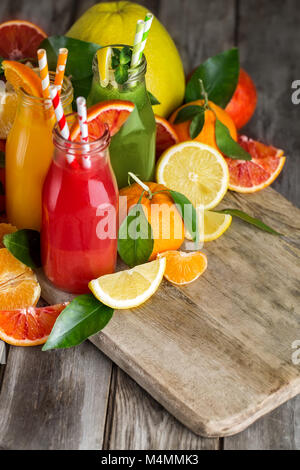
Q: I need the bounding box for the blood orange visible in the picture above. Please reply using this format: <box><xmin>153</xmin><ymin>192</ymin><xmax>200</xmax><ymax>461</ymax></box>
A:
<box><xmin>225</xmin><ymin>135</ymin><xmax>286</xmax><ymax>192</ymax></box>
<box><xmin>0</xmin><ymin>303</ymin><xmax>68</xmax><ymax>346</ymax></box>
<box><xmin>155</xmin><ymin>116</ymin><xmax>179</xmax><ymax>159</ymax></box>
<box><xmin>70</xmin><ymin>101</ymin><xmax>179</xmax><ymax>158</ymax></box>
<box><xmin>0</xmin><ymin>20</ymin><xmax>47</xmax><ymax>60</ymax></box>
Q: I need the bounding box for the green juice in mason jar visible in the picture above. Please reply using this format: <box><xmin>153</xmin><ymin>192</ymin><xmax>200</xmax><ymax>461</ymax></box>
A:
<box><xmin>87</xmin><ymin>45</ymin><xmax>156</xmax><ymax>188</ymax></box>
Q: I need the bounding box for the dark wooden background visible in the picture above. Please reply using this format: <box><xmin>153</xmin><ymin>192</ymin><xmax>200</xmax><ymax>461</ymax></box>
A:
<box><xmin>0</xmin><ymin>0</ymin><xmax>299</xmax><ymax>450</ymax></box>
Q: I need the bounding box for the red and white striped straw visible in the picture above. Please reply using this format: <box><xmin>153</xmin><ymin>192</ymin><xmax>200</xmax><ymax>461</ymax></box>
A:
<box><xmin>49</xmin><ymin>85</ymin><xmax>76</xmax><ymax>166</ymax></box>
<box><xmin>76</xmin><ymin>96</ymin><xmax>91</xmax><ymax>169</ymax></box>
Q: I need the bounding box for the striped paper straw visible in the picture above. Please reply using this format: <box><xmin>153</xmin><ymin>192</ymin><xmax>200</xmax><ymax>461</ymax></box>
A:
<box><xmin>130</xmin><ymin>20</ymin><xmax>145</xmax><ymax>68</ymax></box>
<box><xmin>76</xmin><ymin>96</ymin><xmax>91</xmax><ymax>169</ymax></box>
<box><xmin>54</xmin><ymin>48</ymin><xmax>68</xmax><ymax>95</ymax></box>
<box><xmin>37</xmin><ymin>48</ymin><xmax>51</xmax><ymax>109</ymax></box>
<box><xmin>49</xmin><ymin>85</ymin><xmax>76</xmax><ymax>166</ymax></box>
<box><xmin>140</xmin><ymin>13</ymin><xmax>153</xmax><ymax>56</ymax></box>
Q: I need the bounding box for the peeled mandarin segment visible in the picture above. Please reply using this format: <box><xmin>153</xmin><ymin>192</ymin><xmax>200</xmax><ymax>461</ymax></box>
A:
<box><xmin>0</xmin><ymin>223</ymin><xmax>18</xmax><ymax>248</ymax></box>
<box><xmin>158</xmin><ymin>250</ymin><xmax>207</xmax><ymax>285</ymax></box>
<box><xmin>89</xmin><ymin>258</ymin><xmax>166</xmax><ymax>310</ymax></box>
<box><xmin>2</xmin><ymin>60</ymin><xmax>43</xmax><ymax>97</ymax></box>
<box><xmin>157</xmin><ymin>142</ymin><xmax>229</xmax><ymax>210</ymax></box>
<box><xmin>0</xmin><ymin>304</ymin><xmax>67</xmax><ymax>346</ymax></box>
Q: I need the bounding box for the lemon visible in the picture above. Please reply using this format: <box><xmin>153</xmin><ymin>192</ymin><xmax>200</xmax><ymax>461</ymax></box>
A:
<box><xmin>0</xmin><ymin>81</ymin><xmax>18</xmax><ymax>139</ymax></box>
<box><xmin>97</xmin><ymin>47</ymin><xmax>112</xmax><ymax>86</ymax></box>
<box><xmin>185</xmin><ymin>209</ymin><xmax>232</xmax><ymax>242</ymax></box>
<box><xmin>89</xmin><ymin>258</ymin><xmax>166</xmax><ymax>310</ymax></box>
<box><xmin>156</xmin><ymin>142</ymin><xmax>229</xmax><ymax>210</ymax></box>
<box><xmin>67</xmin><ymin>1</ymin><xmax>185</xmax><ymax>117</ymax></box>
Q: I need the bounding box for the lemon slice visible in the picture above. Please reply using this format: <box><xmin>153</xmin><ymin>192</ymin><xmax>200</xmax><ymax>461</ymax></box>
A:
<box><xmin>89</xmin><ymin>258</ymin><xmax>166</xmax><ymax>310</ymax></box>
<box><xmin>97</xmin><ymin>47</ymin><xmax>112</xmax><ymax>86</ymax></box>
<box><xmin>185</xmin><ymin>209</ymin><xmax>232</xmax><ymax>242</ymax></box>
<box><xmin>156</xmin><ymin>142</ymin><xmax>229</xmax><ymax>210</ymax></box>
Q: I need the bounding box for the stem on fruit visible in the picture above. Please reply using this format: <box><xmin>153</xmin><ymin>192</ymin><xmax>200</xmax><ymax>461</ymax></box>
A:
<box><xmin>128</xmin><ymin>172</ymin><xmax>153</xmax><ymax>198</ymax></box>
<box><xmin>199</xmin><ymin>79</ymin><xmax>209</xmax><ymax>109</ymax></box>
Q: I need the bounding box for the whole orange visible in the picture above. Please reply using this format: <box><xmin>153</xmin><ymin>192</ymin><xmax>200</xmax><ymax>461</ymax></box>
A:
<box><xmin>225</xmin><ymin>69</ymin><xmax>257</xmax><ymax>130</ymax></box>
<box><xmin>169</xmin><ymin>100</ymin><xmax>237</xmax><ymax>152</ymax></box>
<box><xmin>120</xmin><ymin>182</ymin><xmax>185</xmax><ymax>261</ymax></box>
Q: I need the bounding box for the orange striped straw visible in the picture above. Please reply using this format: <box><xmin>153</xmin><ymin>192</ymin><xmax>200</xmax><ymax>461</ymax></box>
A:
<box><xmin>54</xmin><ymin>48</ymin><xmax>68</xmax><ymax>95</ymax></box>
<box><xmin>37</xmin><ymin>49</ymin><xmax>51</xmax><ymax>109</ymax></box>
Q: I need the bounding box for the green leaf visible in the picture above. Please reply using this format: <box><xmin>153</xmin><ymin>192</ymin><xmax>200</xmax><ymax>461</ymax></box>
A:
<box><xmin>0</xmin><ymin>151</ymin><xmax>5</xmax><ymax>168</ymax></box>
<box><xmin>169</xmin><ymin>190</ymin><xmax>199</xmax><ymax>243</ymax></box>
<box><xmin>215</xmin><ymin>119</ymin><xmax>251</xmax><ymax>160</ymax></box>
<box><xmin>215</xmin><ymin>209</ymin><xmax>282</xmax><ymax>236</ymax></box>
<box><xmin>115</xmin><ymin>64</ymin><xmax>129</xmax><ymax>84</ymax></box>
<box><xmin>174</xmin><ymin>105</ymin><xmax>204</xmax><ymax>124</ymax></box>
<box><xmin>189</xmin><ymin>112</ymin><xmax>205</xmax><ymax>139</ymax></box>
<box><xmin>148</xmin><ymin>91</ymin><xmax>161</xmax><ymax>106</ymax></box>
<box><xmin>120</xmin><ymin>46</ymin><xmax>132</xmax><ymax>65</ymax></box>
<box><xmin>118</xmin><ymin>203</ymin><xmax>154</xmax><ymax>267</ymax></box>
<box><xmin>42</xmin><ymin>294</ymin><xmax>113</xmax><ymax>350</ymax></box>
<box><xmin>71</xmin><ymin>76</ymin><xmax>93</xmax><ymax>103</ymax></box>
<box><xmin>0</xmin><ymin>181</ymin><xmax>4</xmax><ymax>196</ymax></box>
<box><xmin>185</xmin><ymin>48</ymin><xmax>239</xmax><ymax>108</ymax></box>
<box><xmin>3</xmin><ymin>229</ymin><xmax>41</xmax><ymax>268</ymax></box>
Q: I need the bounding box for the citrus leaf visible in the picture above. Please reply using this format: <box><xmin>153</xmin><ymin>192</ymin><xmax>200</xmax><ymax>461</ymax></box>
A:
<box><xmin>118</xmin><ymin>203</ymin><xmax>154</xmax><ymax>267</ymax></box>
<box><xmin>3</xmin><ymin>229</ymin><xmax>41</xmax><ymax>268</ymax></box>
<box><xmin>215</xmin><ymin>209</ymin><xmax>282</xmax><ymax>235</ymax></box>
<box><xmin>0</xmin><ymin>151</ymin><xmax>5</xmax><ymax>168</ymax></box>
<box><xmin>189</xmin><ymin>111</ymin><xmax>205</xmax><ymax>139</ymax></box>
<box><xmin>169</xmin><ymin>190</ymin><xmax>199</xmax><ymax>243</ymax></box>
<box><xmin>215</xmin><ymin>119</ymin><xmax>251</xmax><ymax>160</ymax></box>
<box><xmin>185</xmin><ymin>48</ymin><xmax>239</xmax><ymax>108</ymax></box>
<box><xmin>42</xmin><ymin>294</ymin><xmax>113</xmax><ymax>350</ymax></box>
<box><xmin>174</xmin><ymin>105</ymin><xmax>204</xmax><ymax>124</ymax></box>
<box><xmin>148</xmin><ymin>91</ymin><xmax>160</xmax><ymax>105</ymax></box>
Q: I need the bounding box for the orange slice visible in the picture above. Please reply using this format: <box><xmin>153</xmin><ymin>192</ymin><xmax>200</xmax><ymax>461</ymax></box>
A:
<box><xmin>225</xmin><ymin>135</ymin><xmax>286</xmax><ymax>193</ymax></box>
<box><xmin>2</xmin><ymin>60</ymin><xmax>43</xmax><ymax>97</ymax></box>
<box><xmin>0</xmin><ymin>20</ymin><xmax>46</xmax><ymax>60</ymax></box>
<box><xmin>0</xmin><ymin>248</ymin><xmax>41</xmax><ymax>310</ymax></box>
<box><xmin>0</xmin><ymin>303</ymin><xmax>68</xmax><ymax>346</ymax></box>
<box><xmin>155</xmin><ymin>115</ymin><xmax>179</xmax><ymax>160</ymax></box>
<box><xmin>0</xmin><ymin>223</ymin><xmax>17</xmax><ymax>248</ymax></box>
<box><xmin>157</xmin><ymin>250</ymin><xmax>207</xmax><ymax>285</ymax></box>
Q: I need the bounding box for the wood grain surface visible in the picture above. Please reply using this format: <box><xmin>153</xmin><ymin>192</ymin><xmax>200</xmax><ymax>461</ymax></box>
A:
<box><xmin>0</xmin><ymin>0</ymin><xmax>299</xmax><ymax>449</ymax></box>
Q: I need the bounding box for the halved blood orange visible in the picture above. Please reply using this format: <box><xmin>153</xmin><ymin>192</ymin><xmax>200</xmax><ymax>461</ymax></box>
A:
<box><xmin>155</xmin><ymin>116</ymin><xmax>179</xmax><ymax>160</ymax></box>
<box><xmin>225</xmin><ymin>135</ymin><xmax>286</xmax><ymax>193</ymax></box>
<box><xmin>157</xmin><ymin>250</ymin><xmax>208</xmax><ymax>286</ymax></box>
<box><xmin>2</xmin><ymin>60</ymin><xmax>43</xmax><ymax>97</ymax></box>
<box><xmin>0</xmin><ymin>20</ymin><xmax>47</xmax><ymax>60</ymax></box>
<box><xmin>70</xmin><ymin>101</ymin><xmax>179</xmax><ymax>158</ymax></box>
<box><xmin>0</xmin><ymin>303</ymin><xmax>68</xmax><ymax>346</ymax></box>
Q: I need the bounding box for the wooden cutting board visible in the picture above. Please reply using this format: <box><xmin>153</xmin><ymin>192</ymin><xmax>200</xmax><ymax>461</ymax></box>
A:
<box><xmin>38</xmin><ymin>187</ymin><xmax>300</xmax><ymax>437</ymax></box>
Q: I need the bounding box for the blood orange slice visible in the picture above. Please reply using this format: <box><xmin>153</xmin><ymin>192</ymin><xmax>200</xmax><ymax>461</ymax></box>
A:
<box><xmin>225</xmin><ymin>135</ymin><xmax>286</xmax><ymax>193</ymax></box>
<box><xmin>0</xmin><ymin>303</ymin><xmax>68</xmax><ymax>346</ymax></box>
<box><xmin>0</xmin><ymin>20</ymin><xmax>47</xmax><ymax>60</ymax></box>
<box><xmin>70</xmin><ymin>100</ymin><xmax>134</xmax><ymax>141</ymax></box>
<box><xmin>70</xmin><ymin>101</ymin><xmax>179</xmax><ymax>158</ymax></box>
<box><xmin>155</xmin><ymin>116</ymin><xmax>179</xmax><ymax>160</ymax></box>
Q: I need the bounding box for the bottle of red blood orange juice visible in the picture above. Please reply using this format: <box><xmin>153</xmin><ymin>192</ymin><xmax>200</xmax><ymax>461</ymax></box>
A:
<box><xmin>41</xmin><ymin>114</ymin><xmax>119</xmax><ymax>294</ymax></box>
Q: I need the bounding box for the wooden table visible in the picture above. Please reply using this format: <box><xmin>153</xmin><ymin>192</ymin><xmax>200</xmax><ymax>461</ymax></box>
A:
<box><xmin>0</xmin><ymin>0</ymin><xmax>299</xmax><ymax>450</ymax></box>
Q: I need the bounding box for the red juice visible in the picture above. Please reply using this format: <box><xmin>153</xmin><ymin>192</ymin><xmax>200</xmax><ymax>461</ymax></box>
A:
<box><xmin>41</xmin><ymin>124</ymin><xmax>118</xmax><ymax>294</ymax></box>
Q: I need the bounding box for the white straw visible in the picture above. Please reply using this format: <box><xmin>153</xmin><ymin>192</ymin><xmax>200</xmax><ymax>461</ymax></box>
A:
<box><xmin>76</xmin><ymin>96</ymin><xmax>91</xmax><ymax>169</ymax></box>
<box><xmin>130</xmin><ymin>20</ymin><xmax>145</xmax><ymax>68</ymax></box>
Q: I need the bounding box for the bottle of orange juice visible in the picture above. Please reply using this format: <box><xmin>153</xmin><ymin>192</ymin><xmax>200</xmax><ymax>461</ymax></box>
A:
<box><xmin>6</xmin><ymin>71</ymin><xmax>73</xmax><ymax>230</ymax></box>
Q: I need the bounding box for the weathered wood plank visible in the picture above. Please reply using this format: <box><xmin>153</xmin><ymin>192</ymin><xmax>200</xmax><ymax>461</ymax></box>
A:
<box><xmin>0</xmin><ymin>0</ymin><xmax>78</xmax><ymax>35</ymax></box>
<box><xmin>104</xmin><ymin>367</ymin><xmax>219</xmax><ymax>450</ymax></box>
<box><xmin>0</xmin><ymin>341</ymin><xmax>112</xmax><ymax>450</ymax></box>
